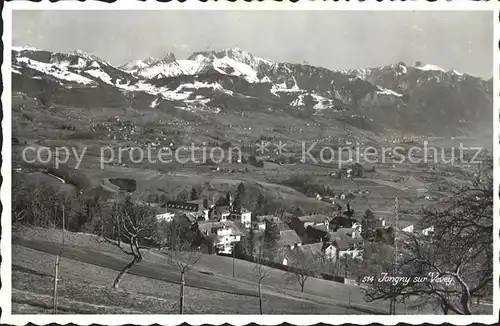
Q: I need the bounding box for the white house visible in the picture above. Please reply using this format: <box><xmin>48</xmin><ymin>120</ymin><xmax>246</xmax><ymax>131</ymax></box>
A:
<box><xmin>329</xmin><ymin>233</ymin><xmax>364</xmax><ymax>262</ymax></box>
<box><xmin>401</xmin><ymin>224</ymin><xmax>414</xmax><ymax>233</ymax></box>
<box><xmin>351</xmin><ymin>221</ymin><xmax>362</xmax><ymax>235</ymax></box>
<box><xmin>155</xmin><ymin>212</ymin><xmax>175</xmax><ymax>222</ymax></box>
<box><xmin>213</xmin><ymin>225</ymin><xmax>241</xmax><ymax>254</ymax></box>
<box><xmin>422</xmin><ymin>225</ymin><xmax>435</xmax><ymax>236</ymax></box>
<box><xmin>252</xmin><ymin>220</ymin><xmax>266</xmax><ymax>231</ymax></box>
<box><xmin>338</xmin><ymin>247</ymin><xmax>363</xmax><ymax>260</ymax></box>
<box><xmin>323</xmin><ymin>243</ymin><xmax>337</xmax><ymax>260</ymax></box>
<box><xmin>197</xmin><ymin>221</ymin><xmax>242</xmax><ymax>255</ymax></box>
<box><xmin>231</xmin><ymin>208</ymin><xmax>252</xmax><ymax>228</ymax></box>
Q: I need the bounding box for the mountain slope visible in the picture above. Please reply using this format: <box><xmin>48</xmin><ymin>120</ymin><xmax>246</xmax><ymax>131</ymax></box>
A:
<box><xmin>12</xmin><ymin>46</ymin><xmax>492</xmax><ymax>137</ymax></box>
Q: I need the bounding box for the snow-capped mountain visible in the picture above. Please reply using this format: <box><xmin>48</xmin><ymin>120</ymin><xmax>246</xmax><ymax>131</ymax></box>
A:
<box><xmin>11</xmin><ymin>46</ymin><xmax>493</xmax><ymax>136</ymax></box>
<box><xmin>12</xmin><ymin>46</ymin><xmax>138</xmax><ymax>87</ymax></box>
<box><xmin>119</xmin><ymin>48</ymin><xmax>275</xmax><ymax>83</ymax></box>
<box><xmin>119</xmin><ymin>56</ymin><xmax>160</xmax><ymax>73</ymax></box>
<box><xmin>344</xmin><ymin>61</ymin><xmax>491</xmax><ymax>95</ymax></box>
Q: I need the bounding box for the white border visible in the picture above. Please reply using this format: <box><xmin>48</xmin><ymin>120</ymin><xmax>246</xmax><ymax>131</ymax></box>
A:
<box><xmin>1</xmin><ymin>1</ymin><xmax>498</xmax><ymax>325</ymax></box>
<box><xmin>493</xmin><ymin>7</ymin><xmax>500</xmax><ymax>326</ymax></box>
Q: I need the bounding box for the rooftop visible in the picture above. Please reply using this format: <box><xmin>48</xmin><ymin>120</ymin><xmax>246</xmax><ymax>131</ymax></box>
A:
<box><xmin>187</xmin><ymin>199</ymin><xmax>212</xmax><ymax>209</ymax></box>
<box><xmin>277</xmin><ymin>222</ymin><xmax>292</xmax><ymax>232</ymax></box>
<box><xmin>308</xmin><ymin>224</ymin><xmax>328</xmax><ymax>233</ymax></box>
<box><xmin>235</xmin><ymin>207</ymin><xmax>251</xmax><ymax>214</ymax></box>
<box><xmin>297</xmin><ymin>242</ymin><xmax>326</xmax><ymax>257</ymax></box>
<box><xmin>280</xmin><ymin>230</ymin><xmax>301</xmax><ymax>246</ymax></box>
<box><xmin>255</xmin><ymin>215</ymin><xmax>279</xmax><ymax>222</ymax></box>
<box><xmin>397</xmin><ymin>220</ymin><xmax>415</xmax><ymax>229</ymax></box>
<box><xmin>336</xmin><ymin>227</ymin><xmax>354</xmax><ymax>235</ymax></box>
<box><xmin>215</xmin><ymin>205</ymin><xmax>231</xmax><ymax>214</ymax></box>
<box><xmin>328</xmin><ymin>232</ymin><xmax>363</xmax><ymax>251</ymax></box>
<box><xmin>163</xmin><ymin>200</ymin><xmax>199</xmax><ymax>212</ymax></box>
<box><xmin>297</xmin><ymin>214</ymin><xmax>332</xmax><ymax>224</ymax></box>
<box><xmin>197</xmin><ymin>220</ymin><xmax>242</xmax><ymax>235</ymax></box>
<box><xmin>331</xmin><ymin>215</ymin><xmax>359</xmax><ymax>225</ymax></box>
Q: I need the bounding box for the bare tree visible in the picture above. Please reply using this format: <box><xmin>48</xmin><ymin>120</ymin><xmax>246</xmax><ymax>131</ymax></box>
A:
<box><xmin>252</xmin><ymin>243</ymin><xmax>271</xmax><ymax>314</ymax></box>
<box><xmin>159</xmin><ymin>219</ymin><xmax>202</xmax><ymax>314</ymax></box>
<box><xmin>310</xmin><ymin>246</ymin><xmax>340</xmax><ymax>279</ymax></box>
<box><xmin>100</xmin><ymin>195</ymin><xmax>157</xmax><ymax>288</ymax></box>
<box><xmin>363</xmin><ymin>172</ymin><xmax>493</xmax><ymax>315</ymax></box>
<box><xmin>13</xmin><ymin>172</ymin><xmax>100</xmax><ymax>234</ymax></box>
<box><xmin>12</xmin><ymin>173</ymin><xmax>30</xmax><ymax>228</ymax></box>
<box><xmin>12</xmin><ymin>175</ymin><xmax>61</xmax><ymax>228</ymax></box>
<box><xmin>53</xmin><ymin>204</ymin><xmax>65</xmax><ymax>314</ymax></box>
<box><xmin>286</xmin><ymin>249</ymin><xmax>318</xmax><ymax>292</ymax></box>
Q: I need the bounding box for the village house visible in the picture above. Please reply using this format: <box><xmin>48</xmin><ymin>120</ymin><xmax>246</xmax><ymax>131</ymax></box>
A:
<box><xmin>187</xmin><ymin>199</ymin><xmax>213</xmax><ymax>220</ymax></box>
<box><xmin>305</xmin><ymin>221</ymin><xmax>362</xmax><ymax>245</ymax></box>
<box><xmin>351</xmin><ymin>221</ymin><xmax>362</xmax><ymax>234</ymax></box>
<box><xmin>213</xmin><ymin>205</ymin><xmax>231</xmax><ymax>222</ymax></box>
<box><xmin>304</xmin><ymin>224</ymin><xmax>329</xmax><ymax>244</ymax></box>
<box><xmin>290</xmin><ymin>214</ymin><xmax>332</xmax><ymax>238</ymax></box>
<box><xmin>154</xmin><ymin>211</ymin><xmax>198</xmax><ymax>230</ymax></box>
<box><xmin>421</xmin><ymin>225</ymin><xmax>435</xmax><ymax>236</ymax></box>
<box><xmin>300</xmin><ymin>242</ymin><xmax>337</xmax><ymax>260</ymax></box>
<box><xmin>252</xmin><ymin>219</ymin><xmax>266</xmax><ymax>231</ymax></box>
<box><xmin>230</xmin><ymin>208</ymin><xmax>252</xmax><ymax>228</ymax></box>
<box><xmin>280</xmin><ymin>230</ymin><xmax>302</xmax><ymax>249</ymax></box>
<box><xmin>321</xmin><ymin>196</ymin><xmax>336</xmax><ymax>205</ymax></box>
<box><xmin>160</xmin><ymin>200</ymin><xmax>211</xmax><ymax>221</ymax></box>
<box><xmin>328</xmin><ymin>232</ymin><xmax>364</xmax><ymax>261</ymax></box>
<box><xmin>291</xmin><ymin>234</ymin><xmax>363</xmax><ymax>269</ymax></box>
<box><xmin>255</xmin><ymin>215</ymin><xmax>281</xmax><ymax>227</ymax></box>
<box><xmin>336</xmin><ymin>226</ymin><xmax>361</xmax><ymax>239</ymax></box>
<box><xmin>398</xmin><ymin>221</ymin><xmax>415</xmax><ymax>233</ymax></box>
<box><xmin>277</xmin><ymin>222</ymin><xmax>302</xmax><ymax>249</ymax></box>
<box><xmin>281</xmin><ymin>241</ymin><xmax>336</xmax><ymax>266</ymax></box>
<box><xmin>155</xmin><ymin>211</ymin><xmax>175</xmax><ymax>222</ymax></box>
<box><xmin>197</xmin><ymin>220</ymin><xmax>242</xmax><ymax>255</ymax></box>
<box><xmin>329</xmin><ymin>215</ymin><xmax>359</xmax><ymax>232</ymax></box>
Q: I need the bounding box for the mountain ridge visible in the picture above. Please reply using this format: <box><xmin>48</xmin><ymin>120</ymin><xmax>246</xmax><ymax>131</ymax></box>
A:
<box><xmin>11</xmin><ymin>45</ymin><xmax>492</xmax><ymax>137</ymax></box>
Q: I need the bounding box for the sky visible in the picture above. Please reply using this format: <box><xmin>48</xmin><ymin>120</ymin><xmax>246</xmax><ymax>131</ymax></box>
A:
<box><xmin>12</xmin><ymin>10</ymin><xmax>494</xmax><ymax>78</ymax></box>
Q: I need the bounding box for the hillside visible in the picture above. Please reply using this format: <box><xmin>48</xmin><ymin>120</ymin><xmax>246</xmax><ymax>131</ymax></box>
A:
<box><xmin>12</xmin><ymin>227</ymin><xmax>391</xmax><ymax>314</ymax></box>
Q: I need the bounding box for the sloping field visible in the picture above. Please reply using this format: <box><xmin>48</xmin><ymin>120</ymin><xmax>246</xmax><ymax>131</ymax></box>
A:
<box><xmin>85</xmin><ymin>167</ymin><xmax>333</xmax><ymax>212</ymax></box>
<box><xmin>12</xmin><ymin>227</ymin><xmax>383</xmax><ymax>314</ymax></box>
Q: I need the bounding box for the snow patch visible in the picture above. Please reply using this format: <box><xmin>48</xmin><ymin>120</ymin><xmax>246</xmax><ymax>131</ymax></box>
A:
<box><xmin>311</xmin><ymin>94</ymin><xmax>334</xmax><ymax>110</ymax></box>
<box><xmin>85</xmin><ymin>68</ymin><xmax>113</xmax><ymax>85</ymax></box>
<box><xmin>138</xmin><ymin>61</ymin><xmax>186</xmax><ymax>79</ymax></box>
<box><xmin>214</xmin><ymin>56</ymin><xmax>259</xmax><ymax>82</ymax></box>
<box><xmin>415</xmin><ymin>64</ymin><xmax>446</xmax><ymax>73</ymax></box>
<box><xmin>150</xmin><ymin>98</ymin><xmax>160</xmax><ymax>108</ymax></box>
<box><xmin>376</xmin><ymin>86</ymin><xmax>403</xmax><ymax>97</ymax></box>
<box><xmin>70</xmin><ymin>58</ymin><xmax>87</xmax><ymax>69</ymax></box>
<box><xmin>260</xmin><ymin>76</ymin><xmax>272</xmax><ymax>83</ymax></box>
<box><xmin>12</xmin><ymin>45</ymin><xmax>40</xmax><ymax>52</ymax></box>
<box><xmin>450</xmin><ymin>69</ymin><xmax>463</xmax><ymax>76</ymax></box>
<box><xmin>16</xmin><ymin>57</ymin><xmax>96</xmax><ymax>85</ymax></box>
